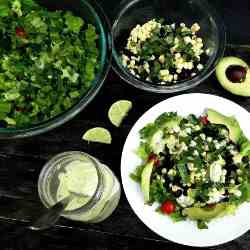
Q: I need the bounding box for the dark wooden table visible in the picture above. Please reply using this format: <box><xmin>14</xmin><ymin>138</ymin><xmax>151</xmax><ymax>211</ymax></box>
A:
<box><xmin>1</xmin><ymin>0</ymin><xmax>250</xmax><ymax>249</ymax></box>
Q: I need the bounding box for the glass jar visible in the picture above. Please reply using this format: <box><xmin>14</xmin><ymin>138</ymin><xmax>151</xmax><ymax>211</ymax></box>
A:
<box><xmin>38</xmin><ymin>151</ymin><xmax>121</xmax><ymax>223</ymax></box>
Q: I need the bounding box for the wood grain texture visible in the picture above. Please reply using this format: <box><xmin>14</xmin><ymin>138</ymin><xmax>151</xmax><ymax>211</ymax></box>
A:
<box><xmin>0</xmin><ymin>0</ymin><xmax>250</xmax><ymax>249</ymax></box>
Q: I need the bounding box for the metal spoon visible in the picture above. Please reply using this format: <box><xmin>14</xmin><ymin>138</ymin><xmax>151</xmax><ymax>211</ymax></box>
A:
<box><xmin>29</xmin><ymin>192</ymin><xmax>89</xmax><ymax>231</ymax></box>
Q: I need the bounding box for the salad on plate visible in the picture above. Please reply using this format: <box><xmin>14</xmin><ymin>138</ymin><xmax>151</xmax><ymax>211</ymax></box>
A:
<box><xmin>130</xmin><ymin>108</ymin><xmax>250</xmax><ymax>229</ymax></box>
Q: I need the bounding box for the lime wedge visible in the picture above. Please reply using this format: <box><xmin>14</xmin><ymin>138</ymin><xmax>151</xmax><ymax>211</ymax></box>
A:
<box><xmin>108</xmin><ymin>100</ymin><xmax>132</xmax><ymax>127</ymax></box>
<box><xmin>82</xmin><ymin>127</ymin><xmax>112</xmax><ymax>144</ymax></box>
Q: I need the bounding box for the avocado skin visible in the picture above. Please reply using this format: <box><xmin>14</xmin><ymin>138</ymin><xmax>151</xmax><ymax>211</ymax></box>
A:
<box><xmin>216</xmin><ymin>57</ymin><xmax>250</xmax><ymax>96</ymax></box>
<box><xmin>207</xmin><ymin>108</ymin><xmax>243</xmax><ymax>143</ymax></box>
<box><xmin>141</xmin><ymin>161</ymin><xmax>154</xmax><ymax>203</ymax></box>
<box><xmin>182</xmin><ymin>203</ymin><xmax>235</xmax><ymax>221</ymax></box>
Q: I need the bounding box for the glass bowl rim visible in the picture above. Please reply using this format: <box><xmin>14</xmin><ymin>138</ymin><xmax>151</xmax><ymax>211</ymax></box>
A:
<box><xmin>0</xmin><ymin>0</ymin><xmax>112</xmax><ymax>139</ymax></box>
<box><xmin>111</xmin><ymin>0</ymin><xmax>226</xmax><ymax>93</ymax></box>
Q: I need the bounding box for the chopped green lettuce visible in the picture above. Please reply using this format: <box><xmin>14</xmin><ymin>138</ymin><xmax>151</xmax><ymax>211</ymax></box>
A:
<box><xmin>0</xmin><ymin>0</ymin><xmax>9</xmax><ymax>17</ymax></box>
<box><xmin>0</xmin><ymin>0</ymin><xmax>99</xmax><ymax>127</ymax></box>
<box><xmin>64</xmin><ymin>11</ymin><xmax>84</xmax><ymax>33</ymax></box>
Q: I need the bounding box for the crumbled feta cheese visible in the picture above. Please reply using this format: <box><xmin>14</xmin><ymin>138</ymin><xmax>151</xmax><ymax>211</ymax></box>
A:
<box><xmin>176</xmin><ymin>195</ymin><xmax>194</xmax><ymax>208</ymax></box>
<box><xmin>234</xmin><ymin>190</ymin><xmax>242</xmax><ymax>197</ymax></box>
<box><xmin>207</xmin><ymin>137</ymin><xmax>212</xmax><ymax>142</ymax></box>
<box><xmin>175</xmin><ymin>53</ymin><xmax>181</xmax><ymax>59</ymax></box>
<box><xmin>209</xmin><ymin>160</ymin><xmax>224</xmax><ymax>182</ymax></box>
<box><xmin>191</xmin><ymin>23</ymin><xmax>200</xmax><ymax>33</ymax></box>
<box><xmin>230</xmin><ymin>179</ymin><xmax>235</xmax><ymax>185</ymax></box>
<box><xmin>193</xmin><ymin>150</ymin><xmax>199</xmax><ymax>156</ymax></box>
<box><xmin>190</xmin><ymin>140</ymin><xmax>197</xmax><ymax>147</ymax></box>
<box><xmin>207</xmin><ymin>188</ymin><xmax>224</xmax><ymax>204</ymax></box>
<box><xmin>215</xmin><ymin>142</ymin><xmax>221</xmax><ymax>150</ymax></box>
<box><xmin>236</xmin><ymin>169</ymin><xmax>242</xmax><ymax>175</ymax></box>
<box><xmin>229</xmin><ymin>186</ymin><xmax>242</xmax><ymax>197</ymax></box>
<box><xmin>200</xmin><ymin>133</ymin><xmax>206</xmax><ymax>140</ymax></box>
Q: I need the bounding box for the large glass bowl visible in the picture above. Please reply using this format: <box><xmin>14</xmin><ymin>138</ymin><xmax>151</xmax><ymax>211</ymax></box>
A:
<box><xmin>0</xmin><ymin>0</ymin><xmax>111</xmax><ymax>138</ymax></box>
<box><xmin>112</xmin><ymin>0</ymin><xmax>226</xmax><ymax>93</ymax></box>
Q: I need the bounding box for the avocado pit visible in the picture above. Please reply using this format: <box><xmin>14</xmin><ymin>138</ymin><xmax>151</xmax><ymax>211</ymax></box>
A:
<box><xmin>226</xmin><ymin>65</ymin><xmax>247</xmax><ymax>83</ymax></box>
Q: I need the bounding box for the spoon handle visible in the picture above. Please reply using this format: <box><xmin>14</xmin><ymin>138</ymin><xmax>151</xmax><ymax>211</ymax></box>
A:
<box><xmin>29</xmin><ymin>196</ymin><xmax>70</xmax><ymax>231</ymax></box>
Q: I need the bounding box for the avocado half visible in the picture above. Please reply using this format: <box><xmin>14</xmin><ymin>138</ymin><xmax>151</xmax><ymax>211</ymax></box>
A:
<box><xmin>216</xmin><ymin>57</ymin><xmax>250</xmax><ymax>96</ymax></box>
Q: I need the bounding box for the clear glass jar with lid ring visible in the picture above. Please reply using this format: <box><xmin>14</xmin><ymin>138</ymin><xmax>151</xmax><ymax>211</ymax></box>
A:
<box><xmin>38</xmin><ymin>151</ymin><xmax>121</xmax><ymax>223</ymax></box>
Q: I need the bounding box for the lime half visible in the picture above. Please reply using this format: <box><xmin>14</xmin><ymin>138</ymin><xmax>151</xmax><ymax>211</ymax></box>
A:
<box><xmin>108</xmin><ymin>100</ymin><xmax>132</xmax><ymax>127</ymax></box>
<box><xmin>82</xmin><ymin>127</ymin><xmax>112</xmax><ymax>144</ymax></box>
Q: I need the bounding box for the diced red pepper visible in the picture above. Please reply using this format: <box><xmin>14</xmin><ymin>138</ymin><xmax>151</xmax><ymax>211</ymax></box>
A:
<box><xmin>16</xmin><ymin>107</ymin><xmax>26</xmax><ymax>112</ymax></box>
<box><xmin>148</xmin><ymin>153</ymin><xmax>160</xmax><ymax>167</ymax></box>
<box><xmin>200</xmin><ymin>115</ymin><xmax>209</xmax><ymax>125</ymax></box>
<box><xmin>15</xmin><ymin>27</ymin><xmax>27</xmax><ymax>38</ymax></box>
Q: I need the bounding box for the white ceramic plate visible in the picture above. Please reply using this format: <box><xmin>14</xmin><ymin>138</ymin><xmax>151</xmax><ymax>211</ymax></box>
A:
<box><xmin>121</xmin><ymin>93</ymin><xmax>250</xmax><ymax>247</ymax></box>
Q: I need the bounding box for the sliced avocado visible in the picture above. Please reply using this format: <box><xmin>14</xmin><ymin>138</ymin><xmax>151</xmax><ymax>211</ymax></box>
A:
<box><xmin>207</xmin><ymin>109</ymin><xmax>244</xmax><ymax>143</ymax></box>
<box><xmin>141</xmin><ymin>161</ymin><xmax>154</xmax><ymax>203</ymax></box>
<box><xmin>182</xmin><ymin>203</ymin><xmax>236</xmax><ymax>221</ymax></box>
<box><xmin>150</xmin><ymin>130</ymin><xmax>165</xmax><ymax>154</ymax></box>
<box><xmin>216</xmin><ymin>57</ymin><xmax>250</xmax><ymax>96</ymax></box>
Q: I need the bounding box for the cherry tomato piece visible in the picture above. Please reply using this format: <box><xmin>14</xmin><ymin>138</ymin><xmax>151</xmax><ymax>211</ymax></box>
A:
<box><xmin>161</xmin><ymin>200</ymin><xmax>176</xmax><ymax>214</ymax></box>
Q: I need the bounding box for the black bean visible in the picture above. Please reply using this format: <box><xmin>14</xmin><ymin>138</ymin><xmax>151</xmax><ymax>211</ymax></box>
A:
<box><xmin>242</xmin><ymin>156</ymin><xmax>249</xmax><ymax>163</ymax></box>
<box><xmin>173</xmin><ymin>189</ymin><xmax>183</xmax><ymax>197</ymax></box>
<box><xmin>0</xmin><ymin>120</ymin><xmax>7</xmax><ymax>128</ymax></box>
<box><xmin>160</xmin><ymin>27</ymin><xmax>165</xmax><ymax>37</ymax></box>
<box><xmin>183</xmin><ymin>188</ymin><xmax>188</xmax><ymax>196</ymax></box>
<box><xmin>222</xmin><ymin>196</ymin><xmax>229</xmax><ymax>202</ymax></box>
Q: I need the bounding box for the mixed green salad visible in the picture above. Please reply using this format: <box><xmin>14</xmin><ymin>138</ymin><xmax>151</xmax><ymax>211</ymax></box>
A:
<box><xmin>0</xmin><ymin>0</ymin><xmax>99</xmax><ymax>127</ymax></box>
<box><xmin>130</xmin><ymin>109</ymin><xmax>250</xmax><ymax>229</ymax></box>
